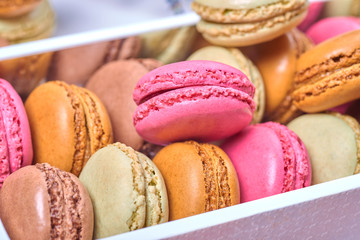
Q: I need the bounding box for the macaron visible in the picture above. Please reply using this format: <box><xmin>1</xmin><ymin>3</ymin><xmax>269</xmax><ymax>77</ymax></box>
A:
<box><xmin>192</xmin><ymin>0</ymin><xmax>309</xmax><ymax>47</ymax></box>
<box><xmin>79</xmin><ymin>142</ymin><xmax>169</xmax><ymax>238</ymax></box>
<box><xmin>297</xmin><ymin>1</ymin><xmax>325</xmax><ymax>32</ymax></box>
<box><xmin>140</xmin><ymin>26</ymin><xmax>197</xmax><ymax>64</ymax></box>
<box><xmin>306</xmin><ymin>17</ymin><xmax>360</xmax><ymax>44</ymax></box>
<box><xmin>0</xmin><ymin>0</ymin><xmax>55</xmax><ymax>44</ymax></box>
<box><xmin>0</xmin><ymin>50</ymin><xmax>53</xmax><ymax>99</ymax></box>
<box><xmin>86</xmin><ymin>59</ymin><xmax>161</xmax><ymax>150</ymax></box>
<box><xmin>187</xmin><ymin>46</ymin><xmax>265</xmax><ymax>123</ymax></box>
<box><xmin>25</xmin><ymin>81</ymin><xmax>113</xmax><ymax>176</ymax></box>
<box><xmin>153</xmin><ymin>141</ymin><xmax>240</xmax><ymax>221</ymax></box>
<box><xmin>293</xmin><ymin>29</ymin><xmax>360</xmax><ymax>113</ymax></box>
<box><xmin>221</xmin><ymin>122</ymin><xmax>311</xmax><ymax>203</ymax></box>
<box><xmin>287</xmin><ymin>113</ymin><xmax>360</xmax><ymax>185</ymax></box>
<box><xmin>47</xmin><ymin>37</ymin><xmax>141</xmax><ymax>86</ymax></box>
<box><xmin>133</xmin><ymin>60</ymin><xmax>255</xmax><ymax>145</ymax></box>
<box><xmin>323</xmin><ymin>0</ymin><xmax>360</xmax><ymax>17</ymax></box>
<box><xmin>0</xmin><ymin>163</ymin><xmax>94</xmax><ymax>240</ymax></box>
<box><xmin>243</xmin><ymin>29</ymin><xmax>313</xmax><ymax>123</ymax></box>
<box><xmin>0</xmin><ymin>0</ymin><xmax>42</xmax><ymax>18</ymax></box>
<box><xmin>0</xmin><ymin>79</ymin><xmax>32</xmax><ymax>187</ymax></box>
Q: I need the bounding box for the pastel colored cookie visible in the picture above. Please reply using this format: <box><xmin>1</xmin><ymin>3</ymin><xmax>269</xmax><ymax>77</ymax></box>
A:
<box><xmin>293</xmin><ymin>29</ymin><xmax>360</xmax><ymax>112</ymax></box>
<box><xmin>140</xmin><ymin>26</ymin><xmax>198</xmax><ymax>64</ymax></box>
<box><xmin>0</xmin><ymin>49</ymin><xmax>53</xmax><ymax>99</ymax></box>
<box><xmin>25</xmin><ymin>81</ymin><xmax>113</xmax><ymax>176</ymax></box>
<box><xmin>79</xmin><ymin>143</ymin><xmax>169</xmax><ymax>238</ymax></box>
<box><xmin>0</xmin><ymin>0</ymin><xmax>42</xmax><ymax>18</ymax></box>
<box><xmin>297</xmin><ymin>1</ymin><xmax>324</xmax><ymax>32</ymax></box>
<box><xmin>306</xmin><ymin>17</ymin><xmax>360</xmax><ymax>44</ymax></box>
<box><xmin>288</xmin><ymin>113</ymin><xmax>360</xmax><ymax>184</ymax></box>
<box><xmin>153</xmin><ymin>141</ymin><xmax>240</xmax><ymax>220</ymax></box>
<box><xmin>0</xmin><ymin>0</ymin><xmax>55</xmax><ymax>44</ymax></box>
<box><xmin>133</xmin><ymin>60</ymin><xmax>255</xmax><ymax>145</ymax></box>
<box><xmin>0</xmin><ymin>79</ymin><xmax>32</xmax><ymax>187</ymax></box>
<box><xmin>243</xmin><ymin>29</ymin><xmax>313</xmax><ymax>123</ymax></box>
<box><xmin>187</xmin><ymin>46</ymin><xmax>265</xmax><ymax>123</ymax></box>
<box><xmin>0</xmin><ymin>163</ymin><xmax>94</xmax><ymax>240</ymax></box>
<box><xmin>221</xmin><ymin>122</ymin><xmax>311</xmax><ymax>203</ymax></box>
<box><xmin>323</xmin><ymin>0</ymin><xmax>360</xmax><ymax>17</ymax></box>
<box><xmin>192</xmin><ymin>0</ymin><xmax>309</xmax><ymax>46</ymax></box>
<box><xmin>86</xmin><ymin>59</ymin><xmax>161</xmax><ymax>150</ymax></box>
<box><xmin>48</xmin><ymin>37</ymin><xmax>141</xmax><ymax>86</ymax></box>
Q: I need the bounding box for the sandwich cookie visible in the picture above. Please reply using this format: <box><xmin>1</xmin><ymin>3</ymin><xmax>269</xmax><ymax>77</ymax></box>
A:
<box><xmin>133</xmin><ymin>60</ymin><xmax>255</xmax><ymax>145</ymax></box>
<box><xmin>25</xmin><ymin>81</ymin><xmax>113</xmax><ymax>176</ymax></box>
<box><xmin>192</xmin><ymin>0</ymin><xmax>309</xmax><ymax>47</ymax></box>
<box><xmin>0</xmin><ymin>163</ymin><xmax>94</xmax><ymax>240</ymax></box>
<box><xmin>221</xmin><ymin>122</ymin><xmax>311</xmax><ymax>202</ymax></box>
<box><xmin>153</xmin><ymin>141</ymin><xmax>240</xmax><ymax>220</ymax></box>
<box><xmin>79</xmin><ymin>142</ymin><xmax>168</xmax><ymax>238</ymax></box>
<box><xmin>288</xmin><ymin>113</ymin><xmax>360</xmax><ymax>184</ymax></box>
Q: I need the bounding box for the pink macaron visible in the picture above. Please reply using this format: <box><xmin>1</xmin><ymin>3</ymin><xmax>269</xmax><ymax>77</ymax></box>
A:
<box><xmin>306</xmin><ymin>17</ymin><xmax>360</xmax><ymax>44</ymax></box>
<box><xmin>133</xmin><ymin>60</ymin><xmax>255</xmax><ymax>145</ymax></box>
<box><xmin>297</xmin><ymin>1</ymin><xmax>325</xmax><ymax>32</ymax></box>
<box><xmin>0</xmin><ymin>79</ymin><xmax>33</xmax><ymax>187</ymax></box>
<box><xmin>221</xmin><ymin>122</ymin><xmax>311</xmax><ymax>203</ymax></box>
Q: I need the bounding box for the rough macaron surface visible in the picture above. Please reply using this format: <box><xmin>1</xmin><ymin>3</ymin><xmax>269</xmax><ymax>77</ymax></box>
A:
<box><xmin>133</xmin><ymin>60</ymin><xmax>255</xmax><ymax>145</ymax></box>
<box><xmin>0</xmin><ymin>79</ymin><xmax>32</xmax><ymax>186</ymax></box>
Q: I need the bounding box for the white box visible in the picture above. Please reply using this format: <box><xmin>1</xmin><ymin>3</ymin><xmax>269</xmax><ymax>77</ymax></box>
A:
<box><xmin>2</xmin><ymin>0</ymin><xmax>359</xmax><ymax>239</ymax></box>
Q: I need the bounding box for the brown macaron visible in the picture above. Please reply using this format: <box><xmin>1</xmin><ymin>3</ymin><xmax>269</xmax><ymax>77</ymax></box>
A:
<box><xmin>153</xmin><ymin>141</ymin><xmax>240</xmax><ymax>221</ymax></box>
<box><xmin>0</xmin><ymin>163</ymin><xmax>94</xmax><ymax>240</ymax></box>
<box><xmin>47</xmin><ymin>37</ymin><xmax>141</xmax><ymax>86</ymax></box>
<box><xmin>25</xmin><ymin>81</ymin><xmax>113</xmax><ymax>176</ymax></box>
<box><xmin>85</xmin><ymin>59</ymin><xmax>161</xmax><ymax>150</ymax></box>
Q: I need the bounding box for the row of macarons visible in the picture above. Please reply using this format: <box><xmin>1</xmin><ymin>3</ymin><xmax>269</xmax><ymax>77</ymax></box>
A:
<box><xmin>1</xmin><ymin>53</ymin><xmax>360</xmax><ymax>239</ymax></box>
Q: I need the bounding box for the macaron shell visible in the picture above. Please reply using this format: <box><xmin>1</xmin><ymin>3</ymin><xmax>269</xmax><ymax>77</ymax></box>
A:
<box><xmin>25</xmin><ymin>82</ymin><xmax>85</xmax><ymax>173</ymax></box>
<box><xmin>306</xmin><ymin>17</ymin><xmax>360</xmax><ymax>44</ymax></box>
<box><xmin>221</xmin><ymin>125</ymin><xmax>285</xmax><ymax>202</ymax></box>
<box><xmin>0</xmin><ymin>166</ymin><xmax>51</xmax><ymax>240</ymax></box>
<box><xmin>79</xmin><ymin>143</ymin><xmax>146</xmax><ymax>238</ymax></box>
<box><xmin>196</xmin><ymin>9</ymin><xmax>307</xmax><ymax>47</ymax></box>
<box><xmin>194</xmin><ymin>0</ymin><xmax>282</xmax><ymax>10</ymax></box>
<box><xmin>133</xmin><ymin>60</ymin><xmax>254</xmax><ymax>105</ymax></box>
<box><xmin>134</xmin><ymin>86</ymin><xmax>254</xmax><ymax>145</ymax></box>
<box><xmin>86</xmin><ymin>59</ymin><xmax>159</xmax><ymax>150</ymax></box>
<box><xmin>0</xmin><ymin>79</ymin><xmax>32</xmax><ymax>169</ymax></box>
<box><xmin>287</xmin><ymin>114</ymin><xmax>358</xmax><ymax>184</ymax></box>
<box><xmin>153</xmin><ymin>142</ymin><xmax>212</xmax><ymax>220</ymax></box>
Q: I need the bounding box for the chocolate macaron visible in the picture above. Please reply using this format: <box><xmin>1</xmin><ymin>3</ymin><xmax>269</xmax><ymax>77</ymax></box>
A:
<box><xmin>0</xmin><ymin>163</ymin><xmax>94</xmax><ymax>240</ymax></box>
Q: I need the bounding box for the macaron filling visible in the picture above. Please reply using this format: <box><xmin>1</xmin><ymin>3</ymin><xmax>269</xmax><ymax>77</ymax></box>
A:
<box><xmin>134</xmin><ymin>67</ymin><xmax>254</xmax><ymax>105</ymax></box>
<box><xmin>0</xmin><ymin>84</ymin><xmax>23</xmax><ymax>179</ymax></box>
<box><xmin>192</xmin><ymin>0</ymin><xmax>307</xmax><ymax>23</ymax></box>
<box><xmin>133</xmin><ymin>86</ymin><xmax>255</xmax><ymax>125</ymax></box>
<box><xmin>36</xmin><ymin>163</ymin><xmax>82</xmax><ymax>239</ymax></box>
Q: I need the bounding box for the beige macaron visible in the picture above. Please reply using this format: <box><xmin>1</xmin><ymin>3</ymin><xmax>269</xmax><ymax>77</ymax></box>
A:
<box><xmin>79</xmin><ymin>142</ymin><xmax>169</xmax><ymax>238</ymax></box>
